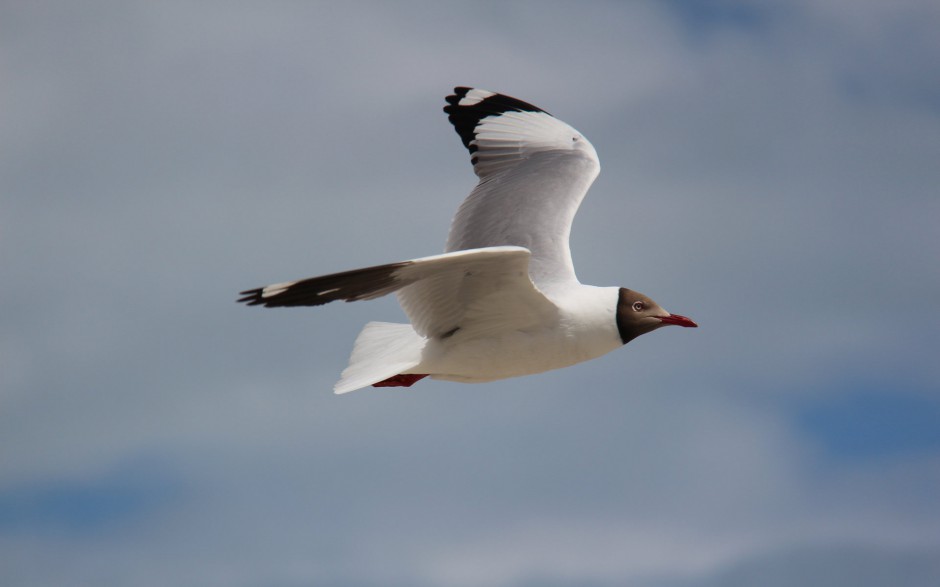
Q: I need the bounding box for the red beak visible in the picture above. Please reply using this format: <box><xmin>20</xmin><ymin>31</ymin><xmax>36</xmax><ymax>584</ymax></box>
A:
<box><xmin>659</xmin><ymin>313</ymin><xmax>698</xmax><ymax>328</ymax></box>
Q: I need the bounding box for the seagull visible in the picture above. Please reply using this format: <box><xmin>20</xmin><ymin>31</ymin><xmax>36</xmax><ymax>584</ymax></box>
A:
<box><xmin>238</xmin><ymin>87</ymin><xmax>696</xmax><ymax>393</ymax></box>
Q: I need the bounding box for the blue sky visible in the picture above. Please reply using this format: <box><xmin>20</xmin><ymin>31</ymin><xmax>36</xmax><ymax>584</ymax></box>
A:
<box><xmin>2</xmin><ymin>1</ymin><xmax>939</xmax><ymax>586</ymax></box>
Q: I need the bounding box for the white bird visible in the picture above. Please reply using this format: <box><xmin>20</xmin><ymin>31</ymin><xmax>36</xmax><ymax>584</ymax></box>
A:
<box><xmin>239</xmin><ymin>87</ymin><xmax>696</xmax><ymax>393</ymax></box>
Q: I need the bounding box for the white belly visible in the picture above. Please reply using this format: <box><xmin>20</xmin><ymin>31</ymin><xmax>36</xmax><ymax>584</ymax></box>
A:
<box><xmin>414</xmin><ymin>286</ymin><xmax>623</xmax><ymax>383</ymax></box>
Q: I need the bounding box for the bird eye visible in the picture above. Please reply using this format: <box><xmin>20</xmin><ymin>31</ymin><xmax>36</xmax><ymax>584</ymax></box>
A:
<box><xmin>632</xmin><ymin>301</ymin><xmax>645</xmax><ymax>312</ymax></box>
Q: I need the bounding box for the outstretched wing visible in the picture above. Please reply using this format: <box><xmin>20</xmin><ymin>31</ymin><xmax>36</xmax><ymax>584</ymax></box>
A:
<box><xmin>238</xmin><ymin>246</ymin><xmax>558</xmax><ymax>339</ymax></box>
<box><xmin>442</xmin><ymin>87</ymin><xmax>601</xmax><ymax>289</ymax></box>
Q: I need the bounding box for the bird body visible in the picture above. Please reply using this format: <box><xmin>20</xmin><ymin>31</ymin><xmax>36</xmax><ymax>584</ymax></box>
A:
<box><xmin>411</xmin><ymin>284</ymin><xmax>622</xmax><ymax>384</ymax></box>
<box><xmin>239</xmin><ymin>87</ymin><xmax>696</xmax><ymax>393</ymax></box>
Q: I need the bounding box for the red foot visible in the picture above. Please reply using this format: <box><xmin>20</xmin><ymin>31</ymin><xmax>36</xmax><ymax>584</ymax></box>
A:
<box><xmin>372</xmin><ymin>374</ymin><xmax>429</xmax><ymax>388</ymax></box>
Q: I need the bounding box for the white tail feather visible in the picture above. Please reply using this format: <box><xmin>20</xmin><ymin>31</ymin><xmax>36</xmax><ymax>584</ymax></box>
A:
<box><xmin>333</xmin><ymin>322</ymin><xmax>425</xmax><ymax>394</ymax></box>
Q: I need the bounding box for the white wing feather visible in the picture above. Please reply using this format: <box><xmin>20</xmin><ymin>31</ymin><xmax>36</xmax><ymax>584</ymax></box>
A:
<box><xmin>395</xmin><ymin>247</ymin><xmax>557</xmax><ymax>339</ymax></box>
<box><xmin>443</xmin><ymin>92</ymin><xmax>600</xmax><ymax>288</ymax></box>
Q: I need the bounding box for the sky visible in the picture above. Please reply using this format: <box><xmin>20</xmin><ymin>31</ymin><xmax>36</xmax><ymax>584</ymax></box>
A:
<box><xmin>2</xmin><ymin>1</ymin><xmax>939</xmax><ymax>586</ymax></box>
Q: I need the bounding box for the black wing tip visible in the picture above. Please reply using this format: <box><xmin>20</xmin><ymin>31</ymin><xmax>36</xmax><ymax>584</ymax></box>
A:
<box><xmin>236</xmin><ymin>260</ymin><xmax>412</xmax><ymax>309</ymax></box>
<box><xmin>443</xmin><ymin>86</ymin><xmax>547</xmax><ymax>113</ymax></box>
<box><xmin>443</xmin><ymin>86</ymin><xmax>550</xmax><ymax>150</ymax></box>
<box><xmin>237</xmin><ymin>288</ymin><xmax>268</xmax><ymax>306</ymax></box>
<box><xmin>442</xmin><ymin>86</ymin><xmax>469</xmax><ymax>108</ymax></box>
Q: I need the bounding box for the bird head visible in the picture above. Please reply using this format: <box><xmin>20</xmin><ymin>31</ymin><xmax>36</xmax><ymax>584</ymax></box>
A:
<box><xmin>616</xmin><ymin>287</ymin><xmax>697</xmax><ymax>344</ymax></box>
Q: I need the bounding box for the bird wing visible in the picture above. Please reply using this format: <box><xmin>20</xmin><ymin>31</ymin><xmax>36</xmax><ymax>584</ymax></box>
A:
<box><xmin>238</xmin><ymin>246</ymin><xmax>558</xmax><ymax>339</ymax></box>
<box><xmin>442</xmin><ymin>87</ymin><xmax>601</xmax><ymax>288</ymax></box>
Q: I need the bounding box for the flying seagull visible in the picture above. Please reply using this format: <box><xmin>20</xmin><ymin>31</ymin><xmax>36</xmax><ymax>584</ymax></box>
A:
<box><xmin>239</xmin><ymin>87</ymin><xmax>696</xmax><ymax>393</ymax></box>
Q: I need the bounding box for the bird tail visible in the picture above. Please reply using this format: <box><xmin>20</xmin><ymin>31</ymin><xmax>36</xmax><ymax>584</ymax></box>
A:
<box><xmin>333</xmin><ymin>322</ymin><xmax>426</xmax><ymax>394</ymax></box>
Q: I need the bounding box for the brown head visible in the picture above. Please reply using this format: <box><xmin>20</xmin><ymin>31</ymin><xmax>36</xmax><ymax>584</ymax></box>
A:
<box><xmin>616</xmin><ymin>287</ymin><xmax>697</xmax><ymax>344</ymax></box>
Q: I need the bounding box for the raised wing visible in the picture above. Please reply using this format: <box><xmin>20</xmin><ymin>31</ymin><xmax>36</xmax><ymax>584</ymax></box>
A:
<box><xmin>238</xmin><ymin>246</ymin><xmax>558</xmax><ymax>339</ymax></box>
<box><xmin>442</xmin><ymin>87</ymin><xmax>601</xmax><ymax>289</ymax></box>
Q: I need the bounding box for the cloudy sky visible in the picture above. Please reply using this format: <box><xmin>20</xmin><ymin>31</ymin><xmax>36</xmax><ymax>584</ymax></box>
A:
<box><xmin>2</xmin><ymin>1</ymin><xmax>939</xmax><ymax>586</ymax></box>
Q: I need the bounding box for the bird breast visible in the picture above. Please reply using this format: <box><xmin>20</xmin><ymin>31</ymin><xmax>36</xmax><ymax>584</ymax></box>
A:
<box><xmin>417</xmin><ymin>285</ymin><xmax>622</xmax><ymax>382</ymax></box>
